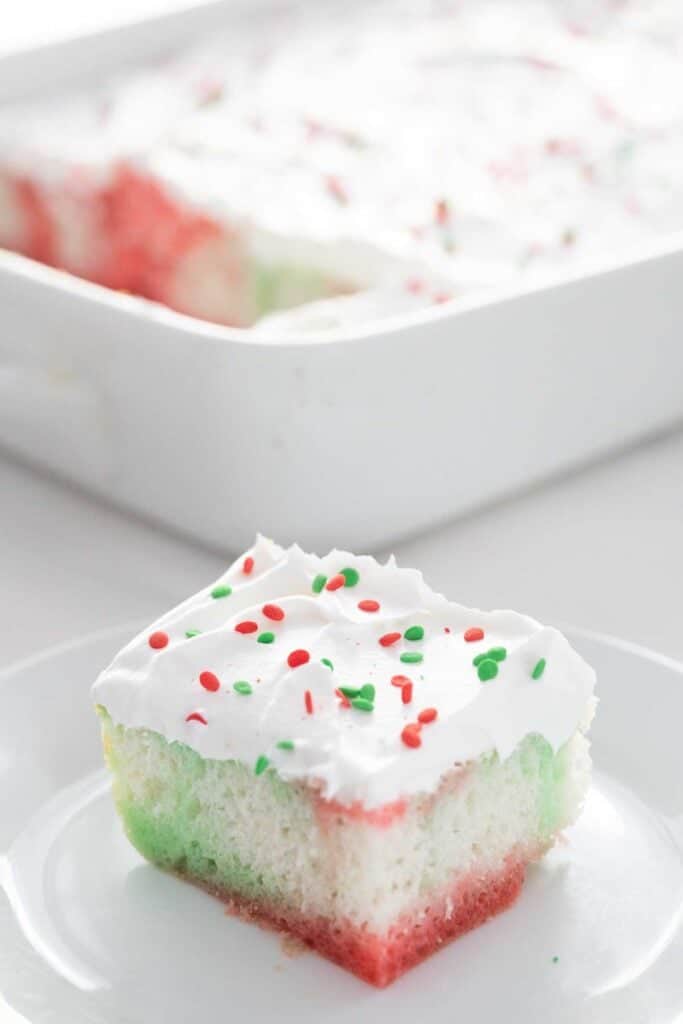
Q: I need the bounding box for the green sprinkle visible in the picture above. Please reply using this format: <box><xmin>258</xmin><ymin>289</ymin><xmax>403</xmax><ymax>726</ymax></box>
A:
<box><xmin>233</xmin><ymin>681</ymin><xmax>252</xmax><ymax>695</ymax></box>
<box><xmin>351</xmin><ymin>697</ymin><xmax>374</xmax><ymax>712</ymax></box>
<box><xmin>339</xmin><ymin>685</ymin><xmax>361</xmax><ymax>699</ymax></box>
<box><xmin>257</xmin><ymin>631</ymin><xmax>275</xmax><ymax>644</ymax></box>
<box><xmin>532</xmin><ymin>658</ymin><xmax>547</xmax><ymax>680</ymax></box>
<box><xmin>312</xmin><ymin>574</ymin><xmax>327</xmax><ymax>593</ymax></box>
<box><xmin>400</xmin><ymin>651</ymin><xmax>423</xmax><ymax>664</ymax></box>
<box><xmin>477</xmin><ymin>658</ymin><xmax>499</xmax><ymax>682</ymax></box>
<box><xmin>552</xmin><ymin>956</ymin><xmax>559</xmax><ymax>964</ymax></box>
<box><xmin>474</xmin><ymin>647</ymin><xmax>506</xmax><ymax>666</ymax></box>
<box><xmin>211</xmin><ymin>584</ymin><xmax>232</xmax><ymax>599</ymax></box>
<box><xmin>185</xmin><ymin>629</ymin><xmax>201</xmax><ymax>638</ymax></box>
<box><xmin>321</xmin><ymin>658</ymin><xmax>334</xmax><ymax>671</ymax></box>
<box><xmin>404</xmin><ymin>625</ymin><xmax>424</xmax><ymax>642</ymax></box>
<box><xmin>276</xmin><ymin>740</ymin><xmax>295</xmax><ymax>751</ymax></box>
<box><xmin>359</xmin><ymin>683</ymin><xmax>376</xmax><ymax>701</ymax></box>
<box><xmin>340</xmin><ymin>567</ymin><xmax>360</xmax><ymax>587</ymax></box>
<box><xmin>254</xmin><ymin>754</ymin><xmax>270</xmax><ymax>775</ymax></box>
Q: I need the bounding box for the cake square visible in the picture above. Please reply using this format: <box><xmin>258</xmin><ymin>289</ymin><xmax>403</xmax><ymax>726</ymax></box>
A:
<box><xmin>93</xmin><ymin>537</ymin><xmax>595</xmax><ymax>987</ymax></box>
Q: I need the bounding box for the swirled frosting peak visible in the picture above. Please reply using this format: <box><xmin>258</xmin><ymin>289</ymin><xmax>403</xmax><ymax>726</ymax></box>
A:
<box><xmin>93</xmin><ymin>536</ymin><xmax>595</xmax><ymax>807</ymax></box>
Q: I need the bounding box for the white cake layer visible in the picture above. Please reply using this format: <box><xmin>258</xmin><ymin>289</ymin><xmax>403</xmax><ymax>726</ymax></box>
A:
<box><xmin>101</xmin><ymin>712</ymin><xmax>590</xmax><ymax>932</ymax></box>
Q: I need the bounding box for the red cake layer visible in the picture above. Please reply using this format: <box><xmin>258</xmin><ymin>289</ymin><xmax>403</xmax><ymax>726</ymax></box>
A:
<box><xmin>2</xmin><ymin>166</ymin><xmax>244</xmax><ymax>324</ymax></box>
<box><xmin>192</xmin><ymin>856</ymin><xmax>527</xmax><ymax>987</ymax></box>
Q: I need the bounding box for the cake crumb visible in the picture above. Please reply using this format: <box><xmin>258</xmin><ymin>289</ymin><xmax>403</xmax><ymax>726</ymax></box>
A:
<box><xmin>280</xmin><ymin>933</ymin><xmax>309</xmax><ymax>959</ymax></box>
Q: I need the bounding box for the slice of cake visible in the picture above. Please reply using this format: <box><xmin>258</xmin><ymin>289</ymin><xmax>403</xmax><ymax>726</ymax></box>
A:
<box><xmin>93</xmin><ymin>537</ymin><xmax>595</xmax><ymax>987</ymax></box>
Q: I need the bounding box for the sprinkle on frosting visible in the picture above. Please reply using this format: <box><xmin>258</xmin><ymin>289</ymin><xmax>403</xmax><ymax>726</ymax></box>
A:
<box><xmin>340</xmin><ymin>567</ymin><xmax>360</xmax><ymax>587</ymax></box>
<box><xmin>211</xmin><ymin>584</ymin><xmax>232</xmax><ymax>599</ymax></box>
<box><xmin>359</xmin><ymin>599</ymin><xmax>380</xmax><ymax>612</ymax></box>
<box><xmin>477</xmin><ymin>659</ymin><xmax>499</xmax><ymax>682</ymax></box>
<box><xmin>262</xmin><ymin>603</ymin><xmax>285</xmax><ymax>621</ymax></box>
<box><xmin>488</xmin><ymin>646</ymin><xmax>507</xmax><ymax>662</ymax></box>
<box><xmin>148</xmin><ymin>631</ymin><xmax>168</xmax><ymax>650</ymax></box>
<box><xmin>254</xmin><ymin>754</ymin><xmax>270</xmax><ymax>775</ymax></box>
<box><xmin>401</xmin><ymin>724</ymin><xmax>422</xmax><ymax>749</ymax></box>
<box><xmin>326</xmin><ymin>574</ymin><xmax>346</xmax><ymax>592</ymax></box>
<box><xmin>93</xmin><ymin>536</ymin><xmax>596</xmax><ymax>808</ymax></box>
<box><xmin>532</xmin><ymin>658</ymin><xmax>547</xmax><ymax>680</ymax></box>
<box><xmin>277</xmin><ymin>740</ymin><xmax>295</xmax><ymax>751</ymax></box>
<box><xmin>351</xmin><ymin>697</ymin><xmax>374</xmax><ymax>712</ymax></box>
<box><xmin>235</xmin><ymin>620</ymin><xmax>258</xmax><ymax>634</ymax></box>
<box><xmin>185</xmin><ymin>629</ymin><xmax>201</xmax><ymax>639</ymax></box>
<box><xmin>464</xmin><ymin>627</ymin><xmax>484</xmax><ymax>642</ymax></box>
<box><xmin>312</xmin><ymin>574</ymin><xmax>327</xmax><ymax>593</ymax></box>
<box><xmin>288</xmin><ymin>648</ymin><xmax>310</xmax><ymax>668</ymax></box>
<box><xmin>242</xmin><ymin>556</ymin><xmax>254</xmax><ymax>575</ymax></box>
<box><xmin>380</xmin><ymin>632</ymin><xmax>401</xmax><ymax>647</ymax></box>
<box><xmin>185</xmin><ymin>711</ymin><xmax>208</xmax><ymax>725</ymax></box>
<box><xmin>199</xmin><ymin>670</ymin><xmax>220</xmax><ymax>692</ymax></box>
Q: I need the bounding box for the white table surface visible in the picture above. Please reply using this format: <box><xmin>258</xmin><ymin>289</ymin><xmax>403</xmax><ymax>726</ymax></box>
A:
<box><xmin>2</xmin><ymin>425</ymin><xmax>683</xmax><ymax>672</ymax></box>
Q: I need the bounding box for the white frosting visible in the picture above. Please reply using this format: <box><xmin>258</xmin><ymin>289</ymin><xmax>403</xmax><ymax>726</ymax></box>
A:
<box><xmin>93</xmin><ymin>537</ymin><xmax>595</xmax><ymax>808</ymax></box>
<box><xmin>2</xmin><ymin>1</ymin><xmax>683</xmax><ymax>331</ymax></box>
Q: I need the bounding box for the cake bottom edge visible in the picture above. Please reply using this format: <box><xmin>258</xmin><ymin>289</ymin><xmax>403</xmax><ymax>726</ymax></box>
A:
<box><xmin>164</xmin><ymin>854</ymin><xmax>529</xmax><ymax>988</ymax></box>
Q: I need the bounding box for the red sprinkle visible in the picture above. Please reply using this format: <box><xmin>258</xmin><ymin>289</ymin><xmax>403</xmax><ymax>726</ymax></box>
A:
<box><xmin>435</xmin><ymin>197</ymin><xmax>450</xmax><ymax>225</ymax></box>
<box><xmin>235</xmin><ymin>620</ymin><xmax>258</xmax><ymax>634</ymax></box>
<box><xmin>262</xmin><ymin>603</ymin><xmax>285</xmax><ymax>622</ymax></box>
<box><xmin>199</xmin><ymin>670</ymin><xmax>220</xmax><ymax>693</ymax></box>
<box><xmin>391</xmin><ymin>674</ymin><xmax>412</xmax><ymax>688</ymax></box>
<box><xmin>401</xmin><ymin>723</ymin><xmax>422</xmax><ymax>748</ymax></box>
<box><xmin>185</xmin><ymin>711</ymin><xmax>207</xmax><ymax>725</ymax></box>
<box><xmin>148</xmin><ymin>631</ymin><xmax>169</xmax><ymax>650</ymax></box>
<box><xmin>335</xmin><ymin>688</ymin><xmax>351</xmax><ymax>709</ymax></box>
<box><xmin>464</xmin><ymin>626</ymin><xmax>485</xmax><ymax>643</ymax></box>
<box><xmin>444</xmin><ymin>627</ymin><xmax>451</xmax><ymax>634</ymax></box>
<box><xmin>418</xmin><ymin>707</ymin><xmax>438</xmax><ymax>724</ymax></box>
<box><xmin>305</xmin><ymin>690</ymin><xmax>314</xmax><ymax>714</ymax></box>
<box><xmin>326</xmin><ymin>174</ymin><xmax>348</xmax><ymax>204</ymax></box>
<box><xmin>358</xmin><ymin>599</ymin><xmax>380</xmax><ymax>613</ymax></box>
<box><xmin>379</xmin><ymin>632</ymin><xmax>402</xmax><ymax>647</ymax></box>
<box><xmin>401</xmin><ymin>682</ymin><xmax>413</xmax><ymax>705</ymax></box>
<box><xmin>288</xmin><ymin>649</ymin><xmax>310</xmax><ymax>669</ymax></box>
<box><xmin>326</xmin><ymin>573</ymin><xmax>346</xmax><ymax>591</ymax></box>
<box><xmin>242</xmin><ymin>556</ymin><xmax>254</xmax><ymax>575</ymax></box>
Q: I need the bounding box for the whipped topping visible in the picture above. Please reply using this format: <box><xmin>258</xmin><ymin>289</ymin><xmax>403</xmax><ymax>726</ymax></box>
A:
<box><xmin>93</xmin><ymin>537</ymin><xmax>595</xmax><ymax>807</ymax></box>
<box><xmin>3</xmin><ymin>1</ymin><xmax>683</xmax><ymax>332</ymax></box>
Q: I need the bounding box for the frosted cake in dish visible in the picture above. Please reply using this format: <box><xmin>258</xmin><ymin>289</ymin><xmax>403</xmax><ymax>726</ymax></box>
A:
<box><xmin>93</xmin><ymin>537</ymin><xmax>595</xmax><ymax>987</ymax></box>
<box><xmin>1</xmin><ymin>0</ymin><xmax>682</xmax><ymax>331</ymax></box>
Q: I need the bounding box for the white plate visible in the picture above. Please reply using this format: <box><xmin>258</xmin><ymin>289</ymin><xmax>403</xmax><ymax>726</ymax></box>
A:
<box><xmin>0</xmin><ymin>623</ymin><xmax>681</xmax><ymax>1023</ymax></box>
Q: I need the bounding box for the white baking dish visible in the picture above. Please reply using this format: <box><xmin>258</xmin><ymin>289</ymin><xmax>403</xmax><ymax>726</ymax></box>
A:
<box><xmin>1</xmin><ymin>2</ymin><xmax>683</xmax><ymax>553</ymax></box>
